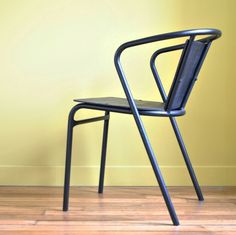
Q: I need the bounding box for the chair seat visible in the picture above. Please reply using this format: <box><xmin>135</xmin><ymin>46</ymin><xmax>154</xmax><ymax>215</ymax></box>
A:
<box><xmin>74</xmin><ymin>97</ymin><xmax>185</xmax><ymax>116</ymax></box>
<box><xmin>75</xmin><ymin>97</ymin><xmax>164</xmax><ymax>110</ymax></box>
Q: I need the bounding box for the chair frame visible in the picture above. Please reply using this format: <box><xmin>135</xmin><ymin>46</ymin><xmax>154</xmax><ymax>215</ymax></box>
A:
<box><xmin>62</xmin><ymin>28</ymin><xmax>221</xmax><ymax>225</ymax></box>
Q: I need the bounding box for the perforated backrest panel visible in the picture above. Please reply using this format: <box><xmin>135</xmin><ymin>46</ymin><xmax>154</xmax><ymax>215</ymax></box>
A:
<box><xmin>166</xmin><ymin>40</ymin><xmax>206</xmax><ymax>111</ymax></box>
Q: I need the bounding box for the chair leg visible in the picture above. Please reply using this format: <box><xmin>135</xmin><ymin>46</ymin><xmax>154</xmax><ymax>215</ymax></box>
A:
<box><xmin>98</xmin><ymin>111</ymin><xmax>110</xmax><ymax>194</ymax></box>
<box><xmin>170</xmin><ymin>117</ymin><xmax>204</xmax><ymax>201</ymax></box>
<box><xmin>63</xmin><ymin>105</ymin><xmax>80</xmax><ymax>211</ymax></box>
<box><xmin>133</xmin><ymin>113</ymin><xmax>179</xmax><ymax>225</ymax></box>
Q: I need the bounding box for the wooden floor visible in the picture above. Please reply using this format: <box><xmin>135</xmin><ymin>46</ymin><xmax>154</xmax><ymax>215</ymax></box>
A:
<box><xmin>0</xmin><ymin>186</ymin><xmax>236</xmax><ymax>234</ymax></box>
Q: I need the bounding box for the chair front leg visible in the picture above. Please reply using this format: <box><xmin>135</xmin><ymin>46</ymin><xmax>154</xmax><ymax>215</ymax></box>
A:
<box><xmin>63</xmin><ymin>104</ymin><xmax>82</xmax><ymax>211</ymax></box>
<box><xmin>98</xmin><ymin>111</ymin><xmax>110</xmax><ymax>194</ymax></box>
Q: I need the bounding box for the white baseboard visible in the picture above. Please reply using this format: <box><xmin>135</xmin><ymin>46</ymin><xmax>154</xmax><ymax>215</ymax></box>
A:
<box><xmin>0</xmin><ymin>165</ymin><xmax>235</xmax><ymax>186</ymax></box>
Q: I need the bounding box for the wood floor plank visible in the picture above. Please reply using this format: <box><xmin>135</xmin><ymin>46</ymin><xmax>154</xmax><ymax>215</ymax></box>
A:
<box><xmin>0</xmin><ymin>186</ymin><xmax>235</xmax><ymax>234</ymax></box>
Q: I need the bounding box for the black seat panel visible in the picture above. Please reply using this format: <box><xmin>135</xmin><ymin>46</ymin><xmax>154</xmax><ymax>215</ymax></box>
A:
<box><xmin>74</xmin><ymin>97</ymin><xmax>165</xmax><ymax>111</ymax></box>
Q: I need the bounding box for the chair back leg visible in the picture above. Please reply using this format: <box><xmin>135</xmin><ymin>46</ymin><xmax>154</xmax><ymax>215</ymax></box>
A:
<box><xmin>131</xmin><ymin>111</ymin><xmax>180</xmax><ymax>225</ymax></box>
<box><xmin>170</xmin><ymin>117</ymin><xmax>204</xmax><ymax>201</ymax></box>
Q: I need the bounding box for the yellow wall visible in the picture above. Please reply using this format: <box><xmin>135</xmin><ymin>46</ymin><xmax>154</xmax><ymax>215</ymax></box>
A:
<box><xmin>0</xmin><ymin>0</ymin><xmax>235</xmax><ymax>186</ymax></box>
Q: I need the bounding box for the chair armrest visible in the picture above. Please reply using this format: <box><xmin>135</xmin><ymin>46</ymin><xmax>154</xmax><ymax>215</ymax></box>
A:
<box><xmin>150</xmin><ymin>44</ymin><xmax>185</xmax><ymax>101</ymax></box>
<box><xmin>114</xmin><ymin>28</ymin><xmax>221</xmax><ymax>59</ymax></box>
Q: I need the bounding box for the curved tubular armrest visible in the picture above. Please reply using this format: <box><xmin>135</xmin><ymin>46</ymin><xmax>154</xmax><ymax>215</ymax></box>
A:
<box><xmin>114</xmin><ymin>28</ymin><xmax>221</xmax><ymax>58</ymax></box>
<box><xmin>150</xmin><ymin>44</ymin><xmax>185</xmax><ymax>102</ymax></box>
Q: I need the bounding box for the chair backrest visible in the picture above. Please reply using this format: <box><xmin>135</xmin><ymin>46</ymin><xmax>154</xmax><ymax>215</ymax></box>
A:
<box><xmin>165</xmin><ymin>39</ymin><xmax>210</xmax><ymax>111</ymax></box>
<box><xmin>114</xmin><ymin>28</ymin><xmax>221</xmax><ymax>115</ymax></box>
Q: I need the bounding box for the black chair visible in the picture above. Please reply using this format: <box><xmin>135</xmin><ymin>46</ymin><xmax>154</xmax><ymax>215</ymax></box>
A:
<box><xmin>62</xmin><ymin>28</ymin><xmax>221</xmax><ymax>225</ymax></box>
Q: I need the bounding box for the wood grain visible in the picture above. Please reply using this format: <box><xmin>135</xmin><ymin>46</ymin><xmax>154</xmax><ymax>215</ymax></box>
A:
<box><xmin>0</xmin><ymin>186</ymin><xmax>235</xmax><ymax>234</ymax></box>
